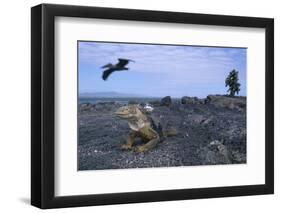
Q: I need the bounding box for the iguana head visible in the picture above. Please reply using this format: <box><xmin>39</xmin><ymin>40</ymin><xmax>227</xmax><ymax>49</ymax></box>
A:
<box><xmin>115</xmin><ymin>105</ymin><xmax>142</xmax><ymax>120</ymax></box>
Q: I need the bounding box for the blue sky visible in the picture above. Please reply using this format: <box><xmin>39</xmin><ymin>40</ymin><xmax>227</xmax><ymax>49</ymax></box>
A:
<box><xmin>78</xmin><ymin>41</ymin><xmax>246</xmax><ymax>98</ymax></box>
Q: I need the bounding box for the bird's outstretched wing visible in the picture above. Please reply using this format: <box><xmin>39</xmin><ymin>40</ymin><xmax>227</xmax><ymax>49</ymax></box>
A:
<box><xmin>101</xmin><ymin>63</ymin><xmax>112</xmax><ymax>68</ymax></box>
<box><xmin>102</xmin><ymin>68</ymin><xmax>115</xmax><ymax>80</ymax></box>
<box><xmin>116</xmin><ymin>58</ymin><xmax>130</xmax><ymax>67</ymax></box>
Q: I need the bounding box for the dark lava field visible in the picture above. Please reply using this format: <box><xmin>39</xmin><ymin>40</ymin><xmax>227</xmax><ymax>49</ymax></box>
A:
<box><xmin>78</xmin><ymin>95</ymin><xmax>246</xmax><ymax>170</ymax></box>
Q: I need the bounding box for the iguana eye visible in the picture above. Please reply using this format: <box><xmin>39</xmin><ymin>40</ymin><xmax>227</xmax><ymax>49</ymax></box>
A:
<box><xmin>128</xmin><ymin>106</ymin><xmax>136</xmax><ymax>113</ymax></box>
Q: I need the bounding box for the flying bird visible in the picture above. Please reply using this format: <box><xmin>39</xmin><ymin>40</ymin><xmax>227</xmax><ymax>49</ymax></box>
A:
<box><xmin>101</xmin><ymin>58</ymin><xmax>135</xmax><ymax>80</ymax></box>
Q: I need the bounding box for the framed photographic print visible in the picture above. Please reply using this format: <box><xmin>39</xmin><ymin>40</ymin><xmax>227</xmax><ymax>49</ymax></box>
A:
<box><xmin>31</xmin><ymin>3</ymin><xmax>274</xmax><ymax>209</ymax></box>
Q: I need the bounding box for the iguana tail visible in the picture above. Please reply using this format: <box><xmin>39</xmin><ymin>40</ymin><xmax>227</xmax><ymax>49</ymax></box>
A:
<box><xmin>163</xmin><ymin>127</ymin><xmax>178</xmax><ymax>137</ymax></box>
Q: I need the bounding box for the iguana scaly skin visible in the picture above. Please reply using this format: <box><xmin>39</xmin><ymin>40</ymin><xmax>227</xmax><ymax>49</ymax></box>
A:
<box><xmin>115</xmin><ymin>105</ymin><xmax>176</xmax><ymax>153</ymax></box>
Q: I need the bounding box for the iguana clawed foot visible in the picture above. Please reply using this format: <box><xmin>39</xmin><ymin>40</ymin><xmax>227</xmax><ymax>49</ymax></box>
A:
<box><xmin>134</xmin><ymin>145</ymin><xmax>147</xmax><ymax>153</ymax></box>
<box><xmin>121</xmin><ymin>144</ymin><xmax>147</xmax><ymax>153</ymax></box>
<box><xmin>121</xmin><ymin>144</ymin><xmax>133</xmax><ymax>150</ymax></box>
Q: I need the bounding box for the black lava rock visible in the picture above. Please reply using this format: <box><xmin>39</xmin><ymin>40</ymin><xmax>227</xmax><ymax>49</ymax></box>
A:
<box><xmin>78</xmin><ymin>96</ymin><xmax>246</xmax><ymax>170</ymax></box>
<box><xmin>161</xmin><ymin>96</ymin><xmax>172</xmax><ymax>106</ymax></box>
<box><xmin>181</xmin><ymin>96</ymin><xmax>200</xmax><ymax>104</ymax></box>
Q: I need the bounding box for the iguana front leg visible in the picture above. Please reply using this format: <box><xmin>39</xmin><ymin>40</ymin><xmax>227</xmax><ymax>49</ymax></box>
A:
<box><xmin>136</xmin><ymin>138</ymin><xmax>160</xmax><ymax>153</ymax></box>
<box><xmin>121</xmin><ymin>130</ymin><xmax>138</xmax><ymax>150</ymax></box>
<box><xmin>136</xmin><ymin>127</ymin><xmax>160</xmax><ymax>153</ymax></box>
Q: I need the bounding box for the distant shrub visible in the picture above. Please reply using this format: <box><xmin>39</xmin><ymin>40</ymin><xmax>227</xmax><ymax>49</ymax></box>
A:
<box><xmin>225</xmin><ymin>69</ymin><xmax>241</xmax><ymax>97</ymax></box>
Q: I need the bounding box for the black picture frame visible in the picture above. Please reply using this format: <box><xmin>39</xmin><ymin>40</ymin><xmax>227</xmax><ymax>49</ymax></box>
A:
<box><xmin>31</xmin><ymin>3</ymin><xmax>274</xmax><ymax>209</ymax></box>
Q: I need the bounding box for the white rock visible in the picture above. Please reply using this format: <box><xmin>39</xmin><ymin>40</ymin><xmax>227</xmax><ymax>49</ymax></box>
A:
<box><xmin>144</xmin><ymin>104</ymin><xmax>154</xmax><ymax>112</ymax></box>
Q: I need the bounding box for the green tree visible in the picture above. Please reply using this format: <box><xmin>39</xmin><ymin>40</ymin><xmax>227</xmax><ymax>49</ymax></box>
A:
<box><xmin>225</xmin><ymin>69</ymin><xmax>241</xmax><ymax>97</ymax></box>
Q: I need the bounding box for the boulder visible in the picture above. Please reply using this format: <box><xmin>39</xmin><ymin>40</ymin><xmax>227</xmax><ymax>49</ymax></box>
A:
<box><xmin>231</xmin><ymin>150</ymin><xmax>246</xmax><ymax>163</ymax></box>
<box><xmin>188</xmin><ymin>114</ymin><xmax>206</xmax><ymax>124</ymax></box>
<box><xmin>161</xmin><ymin>96</ymin><xmax>172</xmax><ymax>106</ymax></box>
<box><xmin>205</xmin><ymin>95</ymin><xmax>246</xmax><ymax>110</ymax></box>
<box><xmin>79</xmin><ymin>103</ymin><xmax>93</xmax><ymax>111</ymax></box>
<box><xmin>94</xmin><ymin>102</ymin><xmax>121</xmax><ymax>112</ymax></box>
<box><xmin>181</xmin><ymin>96</ymin><xmax>200</xmax><ymax>104</ymax></box>
<box><xmin>199</xmin><ymin>140</ymin><xmax>232</xmax><ymax>164</ymax></box>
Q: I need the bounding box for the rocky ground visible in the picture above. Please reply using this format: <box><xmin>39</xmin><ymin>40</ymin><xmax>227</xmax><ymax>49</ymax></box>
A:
<box><xmin>78</xmin><ymin>95</ymin><xmax>246</xmax><ymax>170</ymax></box>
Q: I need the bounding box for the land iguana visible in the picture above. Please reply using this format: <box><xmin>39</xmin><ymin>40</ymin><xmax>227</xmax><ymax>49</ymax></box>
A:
<box><xmin>115</xmin><ymin>105</ymin><xmax>177</xmax><ymax>153</ymax></box>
